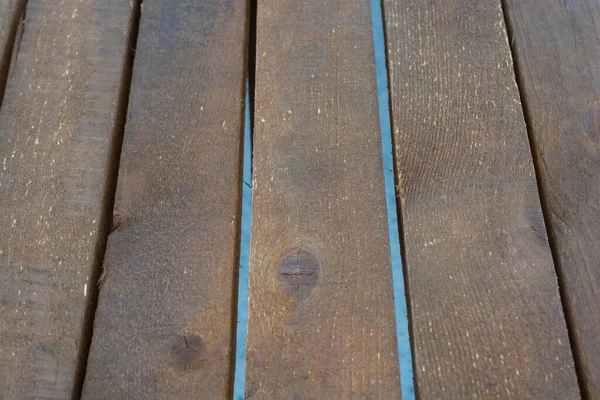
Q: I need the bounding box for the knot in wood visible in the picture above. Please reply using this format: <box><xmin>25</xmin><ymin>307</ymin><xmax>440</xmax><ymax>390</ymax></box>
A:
<box><xmin>170</xmin><ymin>333</ymin><xmax>205</xmax><ymax>370</ymax></box>
<box><xmin>277</xmin><ymin>249</ymin><xmax>320</xmax><ymax>300</ymax></box>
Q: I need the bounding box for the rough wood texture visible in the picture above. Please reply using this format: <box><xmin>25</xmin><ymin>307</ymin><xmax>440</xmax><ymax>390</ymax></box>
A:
<box><xmin>504</xmin><ymin>1</ymin><xmax>600</xmax><ymax>397</ymax></box>
<box><xmin>245</xmin><ymin>1</ymin><xmax>401</xmax><ymax>398</ymax></box>
<box><xmin>82</xmin><ymin>1</ymin><xmax>248</xmax><ymax>398</ymax></box>
<box><xmin>383</xmin><ymin>1</ymin><xmax>580</xmax><ymax>398</ymax></box>
<box><xmin>0</xmin><ymin>0</ymin><xmax>27</xmax><ymax>100</ymax></box>
<box><xmin>0</xmin><ymin>0</ymin><xmax>136</xmax><ymax>398</ymax></box>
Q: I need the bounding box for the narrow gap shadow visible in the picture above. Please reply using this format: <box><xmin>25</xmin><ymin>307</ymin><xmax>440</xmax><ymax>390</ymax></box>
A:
<box><xmin>232</xmin><ymin>0</ymin><xmax>257</xmax><ymax>398</ymax></box>
<box><xmin>500</xmin><ymin>1</ymin><xmax>587</xmax><ymax>398</ymax></box>
<box><xmin>73</xmin><ymin>1</ymin><xmax>143</xmax><ymax>398</ymax></box>
<box><xmin>371</xmin><ymin>0</ymin><xmax>416</xmax><ymax>398</ymax></box>
<box><xmin>0</xmin><ymin>0</ymin><xmax>28</xmax><ymax>110</ymax></box>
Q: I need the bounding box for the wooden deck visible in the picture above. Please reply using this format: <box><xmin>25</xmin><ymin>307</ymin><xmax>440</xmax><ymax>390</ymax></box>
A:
<box><xmin>0</xmin><ymin>0</ymin><xmax>598</xmax><ymax>399</ymax></box>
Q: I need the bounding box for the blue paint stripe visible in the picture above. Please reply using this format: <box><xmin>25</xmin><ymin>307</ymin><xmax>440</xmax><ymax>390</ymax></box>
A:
<box><xmin>233</xmin><ymin>83</ymin><xmax>252</xmax><ymax>400</ymax></box>
<box><xmin>370</xmin><ymin>0</ymin><xmax>415</xmax><ymax>397</ymax></box>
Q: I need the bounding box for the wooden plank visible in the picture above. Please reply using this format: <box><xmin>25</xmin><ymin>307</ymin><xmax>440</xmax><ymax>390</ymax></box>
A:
<box><xmin>245</xmin><ymin>1</ymin><xmax>401</xmax><ymax>398</ymax></box>
<box><xmin>0</xmin><ymin>0</ymin><xmax>136</xmax><ymax>398</ymax></box>
<box><xmin>383</xmin><ymin>1</ymin><xmax>580</xmax><ymax>398</ymax></box>
<box><xmin>0</xmin><ymin>0</ymin><xmax>27</xmax><ymax>100</ymax></box>
<box><xmin>82</xmin><ymin>1</ymin><xmax>248</xmax><ymax>398</ymax></box>
<box><xmin>503</xmin><ymin>0</ymin><xmax>600</xmax><ymax>396</ymax></box>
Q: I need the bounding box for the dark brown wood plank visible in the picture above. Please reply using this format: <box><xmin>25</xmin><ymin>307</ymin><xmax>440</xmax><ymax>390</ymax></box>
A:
<box><xmin>0</xmin><ymin>0</ymin><xmax>27</xmax><ymax>100</ymax></box>
<box><xmin>0</xmin><ymin>0</ymin><xmax>136</xmax><ymax>398</ymax></box>
<box><xmin>504</xmin><ymin>0</ymin><xmax>600</xmax><ymax>396</ymax></box>
<box><xmin>245</xmin><ymin>1</ymin><xmax>401</xmax><ymax>398</ymax></box>
<box><xmin>82</xmin><ymin>1</ymin><xmax>248</xmax><ymax>398</ymax></box>
<box><xmin>383</xmin><ymin>1</ymin><xmax>580</xmax><ymax>398</ymax></box>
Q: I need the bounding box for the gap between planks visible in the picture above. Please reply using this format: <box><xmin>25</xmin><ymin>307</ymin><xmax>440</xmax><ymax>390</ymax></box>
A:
<box><xmin>233</xmin><ymin>1</ymin><xmax>258</xmax><ymax>397</ymax></box>
<box><xmin>500</xmin><ymin>1</ymin><xmax>587</xmax><ymax>397</ymax></box>
<box><xmin>371</xmin><ymin>0</ymin><xmax>415</xmax><ymax>397</ymax></box>
<box><xmin>0</xmin><ymin>0</ymin><xmax>27</xmax><ymax>108</ymax></box>
<box><xmin>74</xmin><ymin>0</ymin><xmax>143</xmax><ymax>397</ymax></box>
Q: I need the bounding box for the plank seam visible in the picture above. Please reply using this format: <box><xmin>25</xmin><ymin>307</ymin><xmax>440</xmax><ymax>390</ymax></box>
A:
<box><xmin>371</xmin><ymin>0</ymin><xmax>415</xmax><ymax>397</ymax></box>
<box><xmin>247</xmin><ymin>0</ymin><xmax>256</xmax><ymax>148</ymax></box>
<box><xmin>0</xmin><ymin>0</ymin><xmax>28</xmax><ymax>110</ymax></box>
<box><xmin>377</xmin><ymin>0</ymin><xmax>421</xmax><ymax>398</ymax></box>
<box><xmin>499</xmin><ymin>1</ymin><xmax>587</xmax><ymax>398</ymax></box>
<box><xmin>229</xmin><ymin>1</ymin><xmax>255</xmax><ymax>398</ymax></box>
<box><xmin>73</xmin><ymin>1</ymin><xmax>143</xmax><ymax>398</ymax></box>
<box><xmin>232</xmin><ymin>1</ymin><xmax>256</xmax><ymax>398</ymax></box>
<box><xmin>9</xmin><ymin>2</ymin><xmax>25</xmax><ymax>77</ymax></box>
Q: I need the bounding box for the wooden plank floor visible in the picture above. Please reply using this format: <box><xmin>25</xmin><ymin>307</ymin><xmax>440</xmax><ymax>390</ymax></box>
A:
<box><xmin>0</xmin><ymin>0</ymin><xmax>136</xmax><ymax>397</ymax></box>
<box><xmin>0</xmin><ymin>0</ymin><xmax>598</xmax><ymax>398</ymax></box>
<box><xmin>245</xmin><ymin>0</ymin><xmax>400</xmax><ymax>398</ymax></box>
<box><xmin>82</xmin><ymin>1</ymin><xmax>248</xmax><ymax>398</ymax></box>
<box><xmin>382</xmin><ymin>1</ymin><xmax>579</xmax><ymax>398</ymax></box>
<box><xmin>504</xmin><ymin>1</ymin><xmax>600</xmax><ymax>397</ymax></box>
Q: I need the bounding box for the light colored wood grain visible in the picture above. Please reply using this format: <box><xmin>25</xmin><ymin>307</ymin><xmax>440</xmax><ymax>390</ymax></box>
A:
<box><xmin>383</xmin><ymin>0</ymin><xmax>580</xmax><ymax>397</ymax></box>
<box><xmin>0</xmin><ymin>0</ymin><xmax>136</xmax><ymax>397</ymax></box>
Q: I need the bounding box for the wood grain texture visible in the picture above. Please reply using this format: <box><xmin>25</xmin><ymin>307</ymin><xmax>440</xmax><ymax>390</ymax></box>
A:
<box><xmin>245</xmin><ymin>1</ymin><xmax>401</xmax><ymax>398</ymax></box>
<box><xmin>0</xmin><ymin>0</ymin><xmax>136</xmax><ymax>398</ymax></box>
<box><xmin>82</xmin><ymin>1</ymin><xmax>248</xmax><ymax>398</ymax></box>
<box><xmin>0</xmin><ymin>0</ymin><xmax>27</xmax><ymax>100</ymax></box>
<box><xmin>383</xmin><ymin>1</ymin><xmax>580</xmax><ymax>398</ymax></box>
<box><xmin>504</xmin><ymin>0</ymin><xmax>600</xmax><ymax>397</ymax></box>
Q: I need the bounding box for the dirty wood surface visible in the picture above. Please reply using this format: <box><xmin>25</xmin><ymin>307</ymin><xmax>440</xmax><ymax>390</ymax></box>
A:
<box><xmin>0</xmin><ymin>0</ymin><xmax>26</xmax><ymax>101</ymax></box>
<box><xmin>245</xmin><ymin>0</ymin><xmax>401</xmax><ymax>398</ymax></box>
<box><xmin>0</xmin><ymin>0</ymin><xmax>599</xmax><ymax>398</ymax></box>
<box><xmin>82</xmin><ymin>1</ymin><xmax>249</xmax><ymax>398</ymax></box>
<box><xmin>504</xmin><ymin>0</ymin><xmax>600</xmax><ymax>397</ymax></box>
<box><xmin>0</xmin><ymin>0</ymin><xmax>136</xmax><ymax>398</ymax></box>
<box><xmin>383</xmin><ymin>0</ymin><xmax>580</xmax><ymax>398</ymax></box>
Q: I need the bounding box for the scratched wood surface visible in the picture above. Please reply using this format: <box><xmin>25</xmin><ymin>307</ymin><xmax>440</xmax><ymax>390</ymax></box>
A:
<box><xmin>245</xmin><ymin>0</ymin><xmax>401</xmax><ymax>398</ymax></box>
<box><xmin>82</xmin><ymin>1</ymin><xmax>248</xmax><ymax>398</ymax></box>
<box><xmin>0</xmin><ymin>0</ymin><xmax>26</xmax><ymax>100</ymax></box>
<box><xmin>383</xmin><ymin>0</ymin><xmax>580</xmax><ymax>398</ymax></box>
<box><xmin>504</xmin><ymin>0</ymin><xmax>600</xmax><ymax>397</ymax></box>
<box><xmin>0</xmin><ymin>0</ymin><xmax>136</xmax><ymax>398</ymax></box>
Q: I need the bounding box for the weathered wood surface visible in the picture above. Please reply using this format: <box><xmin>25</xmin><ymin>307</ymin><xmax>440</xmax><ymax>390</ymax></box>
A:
<box><xmin>0</xmin><ymin>0</ymin><xmax>136</xmax><ymax>398</ymax></box>
<box><xmin>245</xmin><ymin>0</ymin><xmax>401</xmax><ymax>398</ymax></box>
<box><xmin>0</xmin><ymin>0</ymin><xmax>26</xmax><ymax>100</ymax></box>
<box><xmin>383</xmin><ymin>0</ymin><xmax>579</xmax><ymax>398</ymax></box>
<box><xmin>82</xmin><ymin>1</ymin><xmax>248</xmax><ymax>398</ymax></box>
<box><xmin>504</xmin><ymin>0</ymin><xmax>600</xmax><ymax>397</ymax></box>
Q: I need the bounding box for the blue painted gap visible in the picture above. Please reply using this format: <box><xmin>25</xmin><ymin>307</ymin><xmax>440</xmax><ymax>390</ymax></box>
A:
<box><xmin>370</xmin><ymin>0</ymin><xmax>415</xmax><ymax>397</ymax></box>
<box><xmin>233</xmin><ymin>83</ymin><xmax>252</xmax><ymax>400</ymax></box>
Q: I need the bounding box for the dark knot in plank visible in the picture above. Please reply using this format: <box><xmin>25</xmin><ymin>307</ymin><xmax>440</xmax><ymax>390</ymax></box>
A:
<box><xmin>170</xmin><ymin>333</ymin><xmax>205</xmax><ymax>370</ymax></box>
<box><xmin>277</xmin><ymin>249</ymin><xmax>320</xmax><ymax>300</ymax></box>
